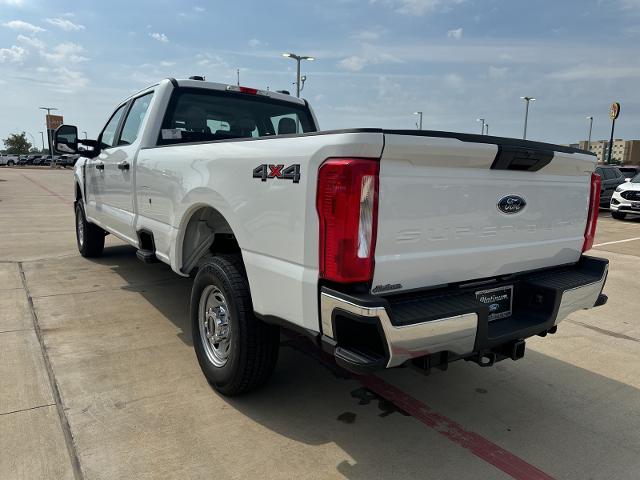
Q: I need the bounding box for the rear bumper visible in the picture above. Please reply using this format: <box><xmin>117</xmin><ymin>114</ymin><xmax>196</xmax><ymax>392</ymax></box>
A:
<box><xmin>320</xmin><ymin>255</ymin><xmax>608</xmax><ymax>373</ymax></box>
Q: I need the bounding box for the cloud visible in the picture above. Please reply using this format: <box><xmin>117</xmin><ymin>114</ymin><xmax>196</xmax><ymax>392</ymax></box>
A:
<box><xmin>45</xmin><ymin>18</ymin><xmax>85</xmax><ymax>31</ymax></box>
<box><xmin>196</xmin><ymin>52</ymin><xmax>227</xmax><ymax>68</ymax></box>
<box><xmin>0</xmin><ymin>45</ymin><xmax>27</xmax><ymax>63</ymax></box>
<box><xmin>17</xmin><ymin>34</ymin><xmax>44</xmax><ymax>49</ymax></box>
<box><xmin>149</xmin><ymin>32</ymin><xmax>169</xmax><ymax>43</ymax></box>
<box><xmin>338</xmin><ymin>49</ymin><xmax>402</xmax><ymax>71</ymax></box>
<box><xmin>0</xmin><ymin>0</ymin><xmax>25</xmax><ymax>5</ymax></box>
<box><xmin>443</xmin><ymin>73</ymin><xmax>464</xmax><ymax>88</ymax></box>
<box><xmin>549</xmin><ymin>64</ymin><xmax>640</xmax><ymax>81</ymax></box>
<box><xmin>194</xmin><ymin>6</ymin><xmax>205</xmax><ymax>11</ymax></box>
<box><xmin>339</xmin><ymin>55</ymin><xmax>369</xmax><ymax>71</ymax></box>
<box><xmin>32</xmin><ymin>65</ymin><xmax>89</xmax><ymax>92</ymax></box>
<box><xmin>488</xmin><ymin>65</ymin><xmax>508</xmax><ymax>79</ymax></box>
<box><xmin>248</xmin><ymin>38</ymin><xmax>261</xmax><ymax>48</ymax></box>
<box><xmin>41</xmin><ymin>42</ymin><xmax>88</xmax><ymax>64</ymax></box>
<box><xmin>160</xmin><ymin>60</ymin><xmax>175</xmax><ymax>67</ymax></box>
<box><xmin>353</xmin><ymin>30</ymin><xmax>381</xmax><ymax>41</ymax></box>
<box><xmin>372</xmin><ymin>0</ymin><xmax>465</xmax><ymax>16</ymax></box>
<box><xmin>2</xmin><ymin>20</ymin><xmax>45</xmax><ymax>33</ymax></box>
<box><xmin>620</xmin><ymin>0</ymin><xmax>640</xmax><ymax>9</ymax></box>
<box><xmin>447</xmin><ymin>27</ymin><xmax>463</xmax><ymax>39</ymax></box>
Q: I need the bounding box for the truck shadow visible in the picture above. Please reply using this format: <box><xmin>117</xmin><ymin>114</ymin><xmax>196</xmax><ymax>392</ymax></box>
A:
<box><xmin>91</xmin><ymin>243</ymin><xmax>640</xmax><ymax>479</ymax></box>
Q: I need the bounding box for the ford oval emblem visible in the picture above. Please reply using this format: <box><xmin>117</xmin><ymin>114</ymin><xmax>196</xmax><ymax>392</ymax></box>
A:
<box><xmin>497</xmin><ymin>195</ymin><xmax>526</xmax><ymax>214</ymax></box>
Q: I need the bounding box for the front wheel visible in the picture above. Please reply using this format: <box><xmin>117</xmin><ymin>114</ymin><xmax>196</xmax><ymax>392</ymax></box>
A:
<box><xmin>611</xmin><ymin>211</ymin><xmax>627</xmax><ymax>220</ymax></box>
<box><xmin>7</xmin><ymin>160</ymin><xmax>14</xmax><ymax>166</ymax></box>
<box><xmin>191</xmin><ymin>255</ymin><xmax>279</xmax><ymax>396</ymax></box>
<box><xmin>75</xmin><ymin>203</ymin><xmax>105</xmax><ymax>257</ymax></box>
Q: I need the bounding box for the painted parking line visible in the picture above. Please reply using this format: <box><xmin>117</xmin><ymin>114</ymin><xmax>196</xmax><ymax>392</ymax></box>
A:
<box><xmin>594</xmin><ymin>237</ymin><xmax>640</xmax><ymax>247</ymax></box>
<box><xmin>286</xmin><ymin>336</ymin><xmax>555</xmax><ymax>480</ymax></box>
<box><xmin>21</xmin><ymin>174</ymin><xmax>73</xmax><ymax>206</ymax></box>
<box><xmin>359</xmin><ymin>374</ymin><xmax>555</xmax><ymax>480</ymax></box>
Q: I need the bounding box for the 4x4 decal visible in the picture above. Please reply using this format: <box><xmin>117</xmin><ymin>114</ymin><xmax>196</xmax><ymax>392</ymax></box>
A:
<box><xmin>253</xmin><ymin>164</ymin><xmax>301</xmax><ymax>183</ymax></box>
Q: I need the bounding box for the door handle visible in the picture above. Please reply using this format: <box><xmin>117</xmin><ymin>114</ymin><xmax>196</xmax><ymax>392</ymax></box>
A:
<box><xmin>95</xmin><ymin>162</ymin><xmax>104</xmax><ymax>170</ymax></box>
<box><xmin>117</xmin><ymin>161</ymin><xmax>130</xmax><ymax>171</ymax></box>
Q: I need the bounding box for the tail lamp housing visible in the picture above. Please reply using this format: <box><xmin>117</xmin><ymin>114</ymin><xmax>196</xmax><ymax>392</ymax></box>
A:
<box><xmin>583</xmin><ymin>172</ymin><xmax>601</xmax><ymax>252</ymax></box>
<box><xmin>317</xmin><ymin>158</ymin><xmax>380</xmax><ymax>283</ymax></box>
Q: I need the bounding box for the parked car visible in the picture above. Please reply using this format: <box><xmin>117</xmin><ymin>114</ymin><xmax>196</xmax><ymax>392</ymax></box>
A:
<box><xmin>618</xmin><ymin>166</ymin><xmax>640</xmax><ymax>180</ymax></box>
<box><xmin>610</xmin><ymin>172</ymin><xmax>640</xmax><ymax>220</ymax></box>
<box><xmin>17</xmin><ymin>155</ymin><xmax>29</xmax><ymax>165</ymax></box>
<box><xmin>39</xmin><ymin>155</ymin><xmax>54</xmax><ymax>166</ymax></box>
<box><xmin>55</xmin><ymin>77</ymin><xmax>608</xmax><ymax>395</ymax></box>
<box><xmin>0</xmin><ymin>154</ymin><xmax>18</xmax><ymax>166</ymax></box>
<box><xmin>57</xmin><ymin>155</ymin><xmax>76</xmax><ymax>167</ymax></box>
<box><xmin>595</xmin><ymin>165</ymin><xmax>626</xmax><ymax>207</ymax></box>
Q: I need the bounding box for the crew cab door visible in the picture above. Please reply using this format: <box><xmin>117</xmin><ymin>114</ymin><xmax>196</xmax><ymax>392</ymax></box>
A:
<box><xmin>95</xmin><ymin>92</ymin><xmax>154</xmax><ymax>243</ymax></box>
<box><xmin>86</xmin><ymin>103</ymin><xmax>127</xmax><ymax>223</ymax></box>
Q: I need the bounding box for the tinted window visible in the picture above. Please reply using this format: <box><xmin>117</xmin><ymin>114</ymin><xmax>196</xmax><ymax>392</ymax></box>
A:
<box><xmin>612</xmin><ymin>167</ymin><xmax>623</xmax><ymax>178</ymax></box>
<box><xmin>100</xmin><ymin>105</ymin><xmax>126</xmax><ymax>149</ymax></box>
<box><xmin>158</xmin><ymin>88</ymin><xmax>316</xmax><ymax>145</ymax></box>
<box><xmin>631</xmin><ymin>173</ymin><xmax>640</xmax><ymax>183</ymax></box>
<box><xmin>119</xmin><ymin>93</ymin><xmax>154</xmax><ymax>146</ymax></box>
<box><xmin>595</xmin><ymin>167</ymin><xmax>603</xmax><ymax>177</ymax></box>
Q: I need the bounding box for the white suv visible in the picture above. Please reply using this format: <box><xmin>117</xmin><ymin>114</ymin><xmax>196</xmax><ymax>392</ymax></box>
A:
<box><xmin>610</xmin><ymin>172</ymin><xmax>640</xmax><ymax>219</ymax></box>
<box><xmin>0</xmin><ymin>154</ymin><xmax>17</xmax><ymax>166</ymax></box>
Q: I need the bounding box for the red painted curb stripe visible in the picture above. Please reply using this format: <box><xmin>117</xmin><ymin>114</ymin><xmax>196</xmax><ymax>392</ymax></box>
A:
<box><xmin>22</xmin><ymin>174</ymin><xmax>73</xmax><ymax>205</ymax></box>
<box><xmin>358</xmin><ymin>374</ymin><xmax>555</xmax><ymax>480</ymax></box>
<box><xmin>283</xmin><ymin>335</ymin><xmax>555</xmax><ymax>480</ymax></box>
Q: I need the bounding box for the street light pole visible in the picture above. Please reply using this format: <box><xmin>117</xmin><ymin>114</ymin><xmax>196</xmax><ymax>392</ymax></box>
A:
<box><xmin>82</xmin><ymin>131</ymin><xmax>88</xmax><ymax>139</ymax></box>
<box><xmin>414</xmin><ymin>111</ymin><xmax>423</xmax><ymax>130</ymax></box>
<box><xmin>39</xmin><ymin>106</ymin><xmax>58</xmax><ymax>158</ymax></box>
<box><xmin>586</xmin><ymin>116</ymin><xmax>593</xmax><ymax>151</ymax></box>
<box><xmin>282</xmin><ymin>52</ymin><xmax>314</xmax><ymax>97</ymax></box>
<box><xmin>485</xmin><ymin>124</ymin><xmax>489</xmax><ymax>136</ymax></box>
<box><xmin>39</xmin><ymin>131</ymin><xmax>45</xmax><ymax>152</ymax></box>
<box><xmin>520</xmin><ymin>96</ymin><xmax>535</xmax><ymax>140</ymax></box>
<box><xmin>476</xmin><ymin>118</ymin><xmax>486</xmax><ymax>135</ymax></box>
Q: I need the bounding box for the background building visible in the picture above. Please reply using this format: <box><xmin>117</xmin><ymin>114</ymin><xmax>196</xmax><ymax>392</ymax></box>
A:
<box><xmin>578</xmin><ymin>139</ymin><xmax>640</xmax><ymax>165</ymax></box>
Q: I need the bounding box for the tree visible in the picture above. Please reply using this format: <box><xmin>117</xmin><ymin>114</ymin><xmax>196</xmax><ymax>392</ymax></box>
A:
<box><xmin>3</xmin><ymin>132</ymin><xmax>32</xmax><ymax>154</ymax></box>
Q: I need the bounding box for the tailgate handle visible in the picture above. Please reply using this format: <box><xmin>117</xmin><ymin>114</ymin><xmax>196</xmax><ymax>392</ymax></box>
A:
<box><xmin>491</xmin><ymin>146</ymin><xmax>553</xmax><ymax>172</ymax></box>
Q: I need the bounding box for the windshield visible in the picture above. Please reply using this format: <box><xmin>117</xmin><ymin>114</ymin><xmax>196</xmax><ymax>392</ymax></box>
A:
<box><xmin>631</xmin><ymin>173</ymin><xmax>640</xmax><ymax>183</ymax></box>
<box><xmin>158</xmin><ymin>88</ymin><xmax>316</xmax><ymax>145</ymax></box>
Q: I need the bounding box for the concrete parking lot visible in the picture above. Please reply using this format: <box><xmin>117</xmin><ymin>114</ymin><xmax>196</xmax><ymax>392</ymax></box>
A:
<box><xmin>1</xmin><ymin>168</ymin><xmax>639</xmax><ymax>480</ymax></box>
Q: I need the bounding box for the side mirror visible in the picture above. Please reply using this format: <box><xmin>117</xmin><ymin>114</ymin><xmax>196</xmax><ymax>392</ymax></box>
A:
<box><xmin>625</xmin><ymin>178</ymin><xmax>631</xmax><ymax>183</ymax></box>
<box><xmin>54</xmin><ymin>125</ymin><xmax>79</xmax><ymax>154</ymax></box>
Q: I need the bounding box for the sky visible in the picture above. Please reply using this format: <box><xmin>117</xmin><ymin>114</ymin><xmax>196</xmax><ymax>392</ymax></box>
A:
<box><xmin>1</xmin><ymin>0</ymin><xmax>639</xmax><ymax>149</ymax></box>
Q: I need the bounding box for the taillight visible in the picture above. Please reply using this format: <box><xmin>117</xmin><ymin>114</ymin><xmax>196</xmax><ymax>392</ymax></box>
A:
<box><xmin>317</xmin><ymin>158</ymin><xmax>379</xmax><ymax>283</ymax></box>
<box><xmin>583</xmin><ymin>172</ymin><xmax>601</xmax><ymax>252</ymax></box>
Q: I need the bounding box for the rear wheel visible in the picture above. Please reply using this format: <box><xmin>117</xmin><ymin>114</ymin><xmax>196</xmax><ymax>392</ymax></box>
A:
<box><xmin>75</xmin><ymin>203</ymin><xmax>105</xmax><ymax>257</ymax></box>
<box><xmin>7</xmin><ymin>160</ymin><xmax>14</xmax><ymax>166</ymax></box>
<box><xmin>191</xmin><ymin>255</ymin><xmax>279</xmax><ymax>396</ymax></box>
<box><xmin>611</xmin><ymin>211</ymin><xmax>627</xmax><ymax>220</ymax></box>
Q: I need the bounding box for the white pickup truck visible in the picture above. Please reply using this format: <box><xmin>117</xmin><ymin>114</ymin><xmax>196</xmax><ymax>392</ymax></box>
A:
<box><xmin>55</xmin><ymin>77</ymin><xmax>608</xmax><ymax>395</ymax></box>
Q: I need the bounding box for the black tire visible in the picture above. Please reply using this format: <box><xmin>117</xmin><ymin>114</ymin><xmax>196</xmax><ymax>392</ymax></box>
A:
<box><xmin>7</xmin><ymin>160</ymin><xmax>14</xmax><ymax>166</ymax></box>
<box><xmin>611</xmin><ymin>211</ymin><xmax>627</xmax><ymax>220</ymax></box>
<box><xmin>191</xmin><ymin>255</ymin><xmax>279</xmax><ymax>396</ymax></box>
<box><xmin>74</xmin><ymin>202</ymin><xmax>105</xmax><ymax>257</ymax></box>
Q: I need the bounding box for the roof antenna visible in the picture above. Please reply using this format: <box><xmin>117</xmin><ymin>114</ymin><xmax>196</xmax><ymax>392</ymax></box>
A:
<box><xmin>189</xmin><ymin>75</ymin><xmax>205</xmax><ymax>81</ymax></box>
<box><xmin>237</xmin><ymin>68</ymin><xmax>240</xmax><ymax>86</ymax></box>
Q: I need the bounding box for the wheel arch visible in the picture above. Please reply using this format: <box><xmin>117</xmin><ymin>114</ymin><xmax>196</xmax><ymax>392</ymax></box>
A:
<box><xmin>176</xmin><ymin>203</ymin><xmax>241</xmax><ymax>275</ymax></box>
<box><xmin>75</xmin><ymin>181</ymin><xmax>82</xmax><ymax>202</ymax></box>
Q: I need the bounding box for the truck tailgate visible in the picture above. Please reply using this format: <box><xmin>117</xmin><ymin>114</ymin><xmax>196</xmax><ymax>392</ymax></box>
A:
<box><xmin>372</xmin><ymin>132</ymin><xmax>597</xmax><ymax>293</ymax></box>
